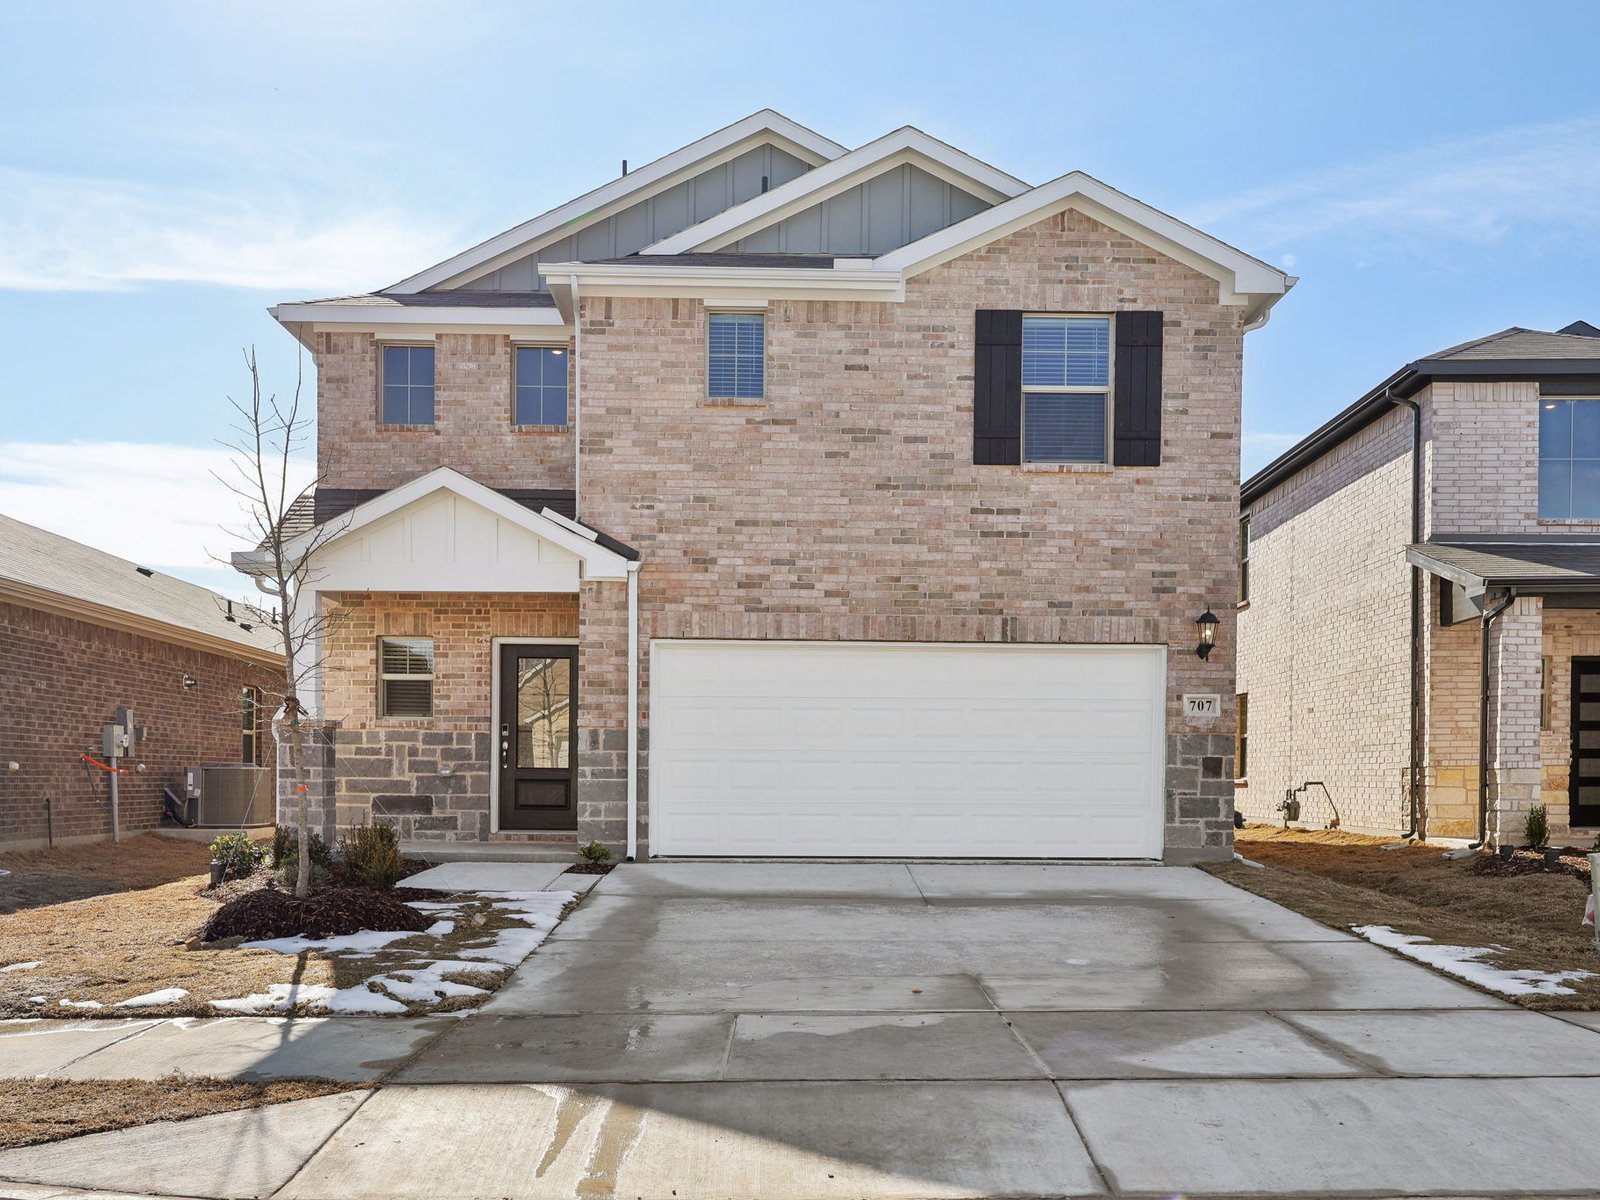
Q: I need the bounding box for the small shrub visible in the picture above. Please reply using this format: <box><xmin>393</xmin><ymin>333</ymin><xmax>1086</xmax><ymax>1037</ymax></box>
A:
<box><xmin>339</xmin><ymin>820</ymin><xmax>402</xmax><ymax>890</ymax></box>
<box><xmin>1524</xmin><ymin>803</ymin><xmax>1550</xmax><ymax>850</ymax></box>
<box><xmin>209</xmin><ymin>832</ymin><xmax>268</xmax><ymax>879</ymax></box>
<box><xmin>578</xmin><ymin>840</ymin><xmax>613</xmax><ymax>864</ymax></box>
<box><xmin>273</xmin><ymin>859</ymin><xmax>326</xmax><ymax>890</ymax></box>
<box><xmin>271</xmin><ymin>825</ymin><xmax>331</xmax><ymax>869</ymax></box>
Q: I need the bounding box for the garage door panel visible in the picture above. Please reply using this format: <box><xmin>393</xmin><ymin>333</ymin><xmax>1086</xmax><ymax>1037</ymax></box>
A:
<box><xmin>650</xmin><ymin>642</ymin><xmax>1164</xmax><ymax>858</ymax></box>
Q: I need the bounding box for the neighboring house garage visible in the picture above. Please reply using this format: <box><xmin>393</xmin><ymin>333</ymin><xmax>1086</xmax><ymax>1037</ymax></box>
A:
<box><xmin>649</xmin><ymin>641</ymin><xmax>1166</xmax><ymax>858</ymax></box>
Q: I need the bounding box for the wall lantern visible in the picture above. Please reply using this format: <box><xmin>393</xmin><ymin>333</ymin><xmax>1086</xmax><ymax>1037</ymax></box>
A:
<box><xmin>181</xmin><ymin>674</ymin><xmax>198</xmax><ymax>689</ymax></box>
<box><xmin>1195</xmin><ymin>609</ymin><xmax>1220</xmax><ymax>660</ymax></box>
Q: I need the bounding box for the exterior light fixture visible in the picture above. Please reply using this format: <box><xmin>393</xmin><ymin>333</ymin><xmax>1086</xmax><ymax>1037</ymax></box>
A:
<box><xmin>181</xmin><ymin>674</ymin><xmax>198</xmax><ymax>689</ymax></box>
<box><xmin>1195</xmin><ymin>609</ymin><xmax>1220</xmax><ymax>660</ymax></box>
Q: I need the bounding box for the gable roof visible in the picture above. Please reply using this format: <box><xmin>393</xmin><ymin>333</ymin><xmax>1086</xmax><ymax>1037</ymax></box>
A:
<box><xmin>232</xmin><ymin>467</ymin><xmax>637</xmax><ymax>582</ymax></box>
<box><xmin>0</xmin><ymin>512</ymin><xmax>282</xmax><ymax>662</ymax></box>
<box><xmin>385</xmin><ymin>110</ymin><xmax>845</xmax><ymax>294</ymax></box>
<box><xmin>639</xmin><ymin>126</ymin><xmax>1028</xmax><ymax>256</ymax></box>
<box><xmin>1242</xmin><ymin>321</ymin><xmax>1600</xmax><ymax>506</ymax></box>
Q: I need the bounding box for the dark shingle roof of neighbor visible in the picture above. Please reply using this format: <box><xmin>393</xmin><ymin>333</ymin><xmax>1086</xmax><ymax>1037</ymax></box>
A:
<box><xmin>1420</xmin><ymin>327</ymin><xmax>1600</xmax><ymax>363</ymax></box>
<box><xmin>0</xmin><ymin>512</ymin><xmax>282</xmax><ymax>656</ymax></box>
<box><xmin>291</xmin><ymin>292</ymin><xmax>558</xmax><ymax>308</ymax></box>
<box><xmin>1242</xmin><ymin>321</ymin><xmax>1600</xmax><ymax>506</ymax></box>
<box><xmin>1408</xmin><ymin>538</ymin><xmax>1600</xmax><ymax>589</ymax></box>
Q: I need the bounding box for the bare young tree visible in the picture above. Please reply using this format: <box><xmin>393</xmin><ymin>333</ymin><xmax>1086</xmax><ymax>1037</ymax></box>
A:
<box><xmin>218</xmin><ymin>349</ymin><xmax>338</xmax><ymax>898</ymax></box>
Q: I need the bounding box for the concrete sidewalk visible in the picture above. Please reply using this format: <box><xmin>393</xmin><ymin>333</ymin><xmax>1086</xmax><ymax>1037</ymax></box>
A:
<box><xmin>3</xmin><ymin>861</ymin><xmax>1599</xmax><ymax>1199</ymax></box>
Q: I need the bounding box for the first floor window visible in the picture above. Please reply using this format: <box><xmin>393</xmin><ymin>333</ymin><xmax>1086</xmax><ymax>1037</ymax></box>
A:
<box><xmin>1021</xmin><ymin>315</ymin><xmax>1111</xmax><ymax>463</ymax></box>
<box><xmin>380</xmin><ymin>638</ymin><xmax>435</xmax><ymax>717</ymax></box>
<box><xmin>1235</xmin><ymin>693</ymin><xmax>1249</xmax><ymax>780</ymax></box>
<box><xmin>515</xmin><ymin>346</ymin><xmax>569</xmax><ymax>426</ymax></box>
<box><xmin>1538</xmin><ymin>397</ymin><xmax>1600</xmax><ymax>518</ymax></box>
<box><xmin>241</xmin><ymin>686</ymin><xmax>261</xmax><ymax>764</ymax></box>
<box><xmin>708</xmin><ymin>312</ymin><xmax>765</xmax><ymax>399</ymax></box>
<box><xmin>381</xmin><ymin>344</ymin><xmax>436</xmax><ymax>425</ymax></box>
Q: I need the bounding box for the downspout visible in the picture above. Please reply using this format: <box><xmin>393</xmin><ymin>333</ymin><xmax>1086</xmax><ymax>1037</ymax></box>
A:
<box><xmin>1472</xmin><ymin>589</ymin><xmax>1517</xmax><ymax>849</ymax></box>
<box><xmin>1389</xmin><ymin>394</ymin><xmax>1424</xmax><ymax>837</ymax></box>
<box><xmin>625</xmin><ymin>560</ymin><xmax>640</xmax><ymax>861</ymax></box>
<box><xmin>570</xmin><ymin>273</ymin><xmax>582</xmax><ymax>520</ymax></box>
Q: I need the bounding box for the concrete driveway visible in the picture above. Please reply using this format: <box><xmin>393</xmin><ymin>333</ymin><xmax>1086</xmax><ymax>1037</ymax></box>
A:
<box><xmin>5</xmin><ymin>862</ymin><xmax>1600</xmax><ymax>1199</ymax></box>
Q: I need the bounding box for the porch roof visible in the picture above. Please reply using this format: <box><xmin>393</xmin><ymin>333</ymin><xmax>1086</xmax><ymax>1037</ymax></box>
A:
<box><xmin>1408</xmin><ymin>537</ymin><xmax>1600</xmax><ymax>592</ymax></box>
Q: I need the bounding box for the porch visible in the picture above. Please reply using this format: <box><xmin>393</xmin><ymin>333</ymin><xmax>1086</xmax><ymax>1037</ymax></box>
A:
<box><xmin>1411</xmin><ymin>538</ymin><xmax>1600</xmax><ymax>846</ymax></box>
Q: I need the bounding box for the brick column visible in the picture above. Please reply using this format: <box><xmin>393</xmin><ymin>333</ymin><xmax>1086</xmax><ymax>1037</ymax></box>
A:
<box><xmin>1488</xmin><ymin>595</ymin><xmax>1544</xmax><ymax>848</ymax></box>
<box><xmin>274</xmin><ymin>717</ymin><xmax>339</xmax><ymax>845</ymax></box>
<box><xmin>577</xmin><ymin>579</ymin><xmax>629</xmax><ymax>852</ymax></box>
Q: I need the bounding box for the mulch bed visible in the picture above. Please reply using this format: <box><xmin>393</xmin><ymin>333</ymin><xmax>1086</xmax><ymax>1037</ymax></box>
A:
<box><xmin>565</xmin><ymin>861</ymin><xmax>616</xmax><ymax>876</ymax></box>
<box><xmin>1472</xmin><ymin>847</ymin><xmax>1593</xmax><ymax>882</ymax></box>
<box><xmin>201</xmin><ymin>885</ymin><xmax>433</xmax><ymax>942</ymax></box>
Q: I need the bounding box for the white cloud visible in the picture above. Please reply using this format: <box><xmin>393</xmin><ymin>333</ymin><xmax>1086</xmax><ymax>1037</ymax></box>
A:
<box><xmin>0</xmin><ymin>166</ymin><xmax>462</xmax><ymax>293</ymax></box>
<box><xmin>1192</xmin><ymin>115</ymin><xmax>1600</xmax><ymax>250</ymax></box>
<box><xmin>0</xmin><ymin>440</ymin><xmax>313</xmax><ymax>600</ymax></box>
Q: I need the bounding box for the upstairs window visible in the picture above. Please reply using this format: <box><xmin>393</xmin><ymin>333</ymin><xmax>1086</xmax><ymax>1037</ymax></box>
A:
<box><xmin>708</xmin><ymin>312</ymin><xmax>765</xmax><ymax>399</ymax></box>
<box><xmin>379</xmin><ymin>637</ymin><xmax>434</xmax><ymax>717</ymax></box>
<box><xmin>381</xmin><ymin>345</ymin><xmax>436</xmax><ymax>425</ymax></box>
<box><xmin>1240</xmin><ymin>514</ymin><xmax>1251</xmax><ymax>602</ymax></box>
<box><xmin>1021</xmin><ymin>315</ymin><xmax>1111</xmax><ymax>463</ymax></box>
<box><xmin>1539</xmin><ymin>398</ymin><xmax>1600</xmax><ymax>518</ymax></box>
<box><xmin>515</xmin><ymin>346</ymin><xmax>569</xmax><ymax>426</ymax></box>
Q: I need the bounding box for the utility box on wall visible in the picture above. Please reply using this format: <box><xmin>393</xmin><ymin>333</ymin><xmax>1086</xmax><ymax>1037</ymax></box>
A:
<box><xmin>186</xmin><ymin>764</ymin><xmax>272</xmax><ymax>826</ymax></box>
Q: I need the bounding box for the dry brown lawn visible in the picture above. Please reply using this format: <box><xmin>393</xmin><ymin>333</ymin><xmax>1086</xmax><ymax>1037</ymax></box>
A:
<box><xmin>1205</xmin><ymin>824</ymin><xmax>1600</xmax><ymax>1010</ymax></box>
<box><xmin>0</xmin><ymin>834</ymin><xmax>567</xmax><ymax>1018</ymax></box>
<box><xmin>0</xmin><ymin>1077</ymin><xmax>351</xmax><ymax>1149</ymax></box>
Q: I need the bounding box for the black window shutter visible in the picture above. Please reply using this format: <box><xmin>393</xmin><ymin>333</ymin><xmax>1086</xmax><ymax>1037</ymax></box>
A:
<box><xmin>973</xmin><ymin>310</ymin><xmax>1022</xmax><ymax>464</ymax></box>
<box><xmin>1113</xmin><ymin>311</ymin><xmax>1164</xmax><ymax>467</ymax></box>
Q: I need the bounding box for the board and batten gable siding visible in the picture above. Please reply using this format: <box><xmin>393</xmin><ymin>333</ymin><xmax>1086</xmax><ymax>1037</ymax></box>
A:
<box><xmin>730</xmin><ymin>163</ymin><xmax>992</xmax><ymax>256</ymax></box>
<box><xmin>572</xmin><ymin>207</ymin><xmax>1247</xmax><ymax>861</ymax></box>
<box><xmin>455</xmin><ymin>144</ymin><xmax>814</xmax><ymax>291</ymax></box>
<box><xmin>1236</xmin><ymin>403</ymin><xmax>1415</xmax><ymax>834</ymax></box>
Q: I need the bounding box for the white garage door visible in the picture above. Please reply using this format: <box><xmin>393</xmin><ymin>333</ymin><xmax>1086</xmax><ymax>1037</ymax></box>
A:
<box><xmin>649</xmin><ymin>640</ymin><xmax>1165</xmax><ymax>858</ymax></box>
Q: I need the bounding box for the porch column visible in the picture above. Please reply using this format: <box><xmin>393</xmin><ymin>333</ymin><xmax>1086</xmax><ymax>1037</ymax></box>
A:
<box><xmin>1488</xmin><ymin>594</ymin><xmax>1544</xmax><ymax>848</ymax></box>
<box><xmin>577</xmin><ymin>578</ymin><xmax>629</xmax><ymax>852</ymax></box>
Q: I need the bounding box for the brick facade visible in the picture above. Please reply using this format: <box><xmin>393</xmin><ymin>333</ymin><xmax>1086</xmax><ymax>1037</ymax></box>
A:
<box><xmin>315</xmin><ymin>330</ymin><xmax>575</xmax><ymax>494</ymax></box>
<box><xmin>575</xmin><ymin>209</ymin><xmax>1246</xmax><ymax>861</ymax></box>
<box><xmin>313</xmin><ymin>591</ymin><xmax>578</xmax><ymax>842</ymax></box>
<box><xmin>1</xmin><ymin>600</ymin><xmax>278</xmax><ymax>851</ymax></box>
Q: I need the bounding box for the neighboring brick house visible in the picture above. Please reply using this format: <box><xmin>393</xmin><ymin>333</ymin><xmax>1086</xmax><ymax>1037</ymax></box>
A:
<box><xmin>1238</xmin><ymin>323</ymin><xmax>1600</xmax><ymax>847</ymax></box>
<box><xmin>236</xmin><ymin>110</ymin><xmax>1293</xmax><ymax>863</ymax></box>
<box><xmin>1</xmin><ymin>513</ymin><xmax>283</xmax><ymax>851</ymax></box>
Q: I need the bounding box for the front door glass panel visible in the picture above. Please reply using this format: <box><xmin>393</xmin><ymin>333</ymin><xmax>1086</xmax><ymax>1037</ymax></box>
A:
<box><xmin>515</xmin><ymin>656</ymin><xmax>571</xmax><ymax>770</ymax></box>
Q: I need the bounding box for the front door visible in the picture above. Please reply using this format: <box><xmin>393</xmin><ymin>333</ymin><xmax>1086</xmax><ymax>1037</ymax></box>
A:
<box><xmin>497</xmin><ymin>643</ymin><xmax>577</xmax><ymax>831</ymax></box>
<box><xmin>1570</xmin><ymin>656</ymin><xmax>1600</xmax><ymax>828</ymax></box>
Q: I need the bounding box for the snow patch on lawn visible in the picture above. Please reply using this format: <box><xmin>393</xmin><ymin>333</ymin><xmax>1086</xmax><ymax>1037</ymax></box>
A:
<box><xmin>117</xmin><ymin>988</ymin><xmax>189</xmax><ymax>1008</ymax></box>
<box><xmin>212</xmin><ymin>890</ymin><xmax>577</xmax><ymax>1015</ymax></box>
<box><xmin>1</xmin><ymin>962</ymin><xmax>42</xmax><ymax>973</ymax></box>
<box><xmin>58</xmin><ymin>999</ymin><xmax>103</xmax><ymax>1009</ymax></box>
<box><xmin>1354</xmin><ymin>924</ymin><xmax>1597</xmax><ymax>996</ymax></box>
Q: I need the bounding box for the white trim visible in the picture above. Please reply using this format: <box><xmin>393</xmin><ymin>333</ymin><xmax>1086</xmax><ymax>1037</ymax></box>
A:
<box><xmin>489</xmin><ymin>635</ymin><xmax>580</xmax><ymax>836</ymax></box>
<box><xmin>231</xmin><ymin>466</ymin><xmax>634</xmax><ymax>583</ymax></box>
<box><xmin>876</xmin><ymin>171</ymin><xmax>1293</xmax><ymax>319</ymax></box>
<box><xmin>640</xmin><ymin>127</ymin><xmax>1029</xmax><ymax>256</ymax></box>
<box><xmin>541</xmin><ymin>263</ymin><xmax>904</xmax><ymax>307</ymax></box>
<box><xmin>539</xmin><ymin>507</ymin><xmax>599</xmax><ymax>542</ymax></box>
<box><xmin>625</xmin><ymin>561</ymin><xmax>640</xmax><ymax>860</ymax></box>
<box><xmin>271</xmin><ymin>303</ymin><xmax>567</xmax><ymax>328</ymax></box>
<box><xmin>386</xmin><ymin>111</ymin><xmax>847</xmax><ymax>294</ymax></box>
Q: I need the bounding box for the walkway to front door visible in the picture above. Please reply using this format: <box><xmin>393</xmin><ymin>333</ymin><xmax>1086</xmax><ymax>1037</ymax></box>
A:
<box><xmin>497</xmin><ymin>642</ymin><xmax>576</xmax><ymax>831</ymax></box>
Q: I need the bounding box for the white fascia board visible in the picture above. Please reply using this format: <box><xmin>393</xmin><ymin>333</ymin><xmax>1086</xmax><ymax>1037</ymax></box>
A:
<box><xmin>273</xmin><ymin>466</ymin><xmax>632</xmax><ymax>580</ymax></box>
<box><xmin>641</xmin><ymin>127</ymin><xmax>1030</xmax><ymax>256</ymax></box>
<box><xmin>385</xmin><ymin>111</ymin><xmax>847</xmax><ymax>294</ymax></box>
<box><xmin>272</xmin><ymin>302</ymin><xmax>567</xmax><ymax>329</ymax></box>
<box><xmin>876</xmin><ymin>171</ymin><xmax>1293</xmax><ymax>312</ymax></box>
<box><xmin>541</xmin><ymin>263</ymin><xmax>905</xmax><ymax>305</ymax></box>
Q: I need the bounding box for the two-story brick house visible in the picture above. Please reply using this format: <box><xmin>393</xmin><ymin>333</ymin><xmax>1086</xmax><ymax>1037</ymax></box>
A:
<box><xmin>236</xmin><ymin>111</ymin><xmax>1292</xmax><ymax>863</ymax></box>
<box><xmin>1238</xmin><ymin>322</ymin><xmax>1600</xmax><ymax>847</ymax></box>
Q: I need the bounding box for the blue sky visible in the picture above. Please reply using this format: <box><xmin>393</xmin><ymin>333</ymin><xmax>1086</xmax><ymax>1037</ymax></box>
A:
<box><xmin>3</xmin><ymin>0</ymin><xmax>1599</xmax><ymax>594</ymax></box>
